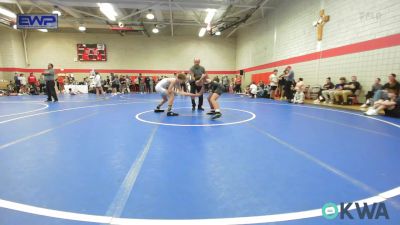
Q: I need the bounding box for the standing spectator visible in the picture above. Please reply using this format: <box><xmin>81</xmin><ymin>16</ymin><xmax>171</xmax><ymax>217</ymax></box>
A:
<box><xmin>39</xmin><ymin>75</ymin><xmax>46</xmax><ymax>94</ymax></box>
<box><xmin>149</xmin><ymin>77</ymin><xmax>154</xmax><ymax>93</ymax></box>
<box><xmin>282</xmin><ymin>66</ymin><xmax>295</xmax><ymax>103</ymax></box>
<box><xmin>234</xmin><ymin>75</ymin><xmax>242</xmax><ymax>93</ymax></box>
<box><xmin>134</xmin><ymin>75</ymin><xmax>140</xmax><ymax>92</ymax></box>
<box><xmin>120</xmin><ymin>76</ymin><xmax>127</xmax><ymax>93</ymax></box>
<box><xmin>138</xmin><ymin>74</ymin><xmax>145</xmax><ymax>94</ymax></box>
<box><xmin>278</xmin><ymin>69</ymin><xmax>288</xmax><ymax>100</ymax></box>
<box><xmin>314</xmin><ymin>77</ymin><xmax>335</xmax><ymax>103</ymax></box>
<box><xmin>221</xmin><ymin>75</ymin><xmax>229</xmax><ymax>92</ymax></box>
<box><xmin>361</xmin><ymin>78</ymin><xmax>383</xmax><ymax>108</ymax></box>
<box><xmin>28</xmin><ymin>73</ymin><xmax>38</xmax><ymax>95</ymax></box>
<box><xmin>229</xmin><ymin>78</ymin><xmax>235</xmax><ymax>93</ymax></box>
<box><xmin>126</xmin><ymin>75</ymin><xmax>131</xmax><ymax>93</ymax></box>
<box><xmin>94</xmin><ymin>72</ymin><xmax>104</xmax><ymax>96</ymax></box>
<box><xmin>269</xmin><ymin>69</ymin><xmax>278</xmax><ymax>99</ymax></box>
<box><xmin>57</xmin><ymin>75</ymin><xmax>65</xmax><ymax>93</ymax></box>
<box><xmin>69</xmin><ymin>74</ymin><xmax>75</xmax><ymax>84</ymax></box>
<box><xmin>334</xmin><ymin>76</ymin><xmax>360</xmax><ymax>105</ymax></box>
<box><xmin>42</xmin><ymin>63</ymin><xmax>58</xmax><ymax>102</ymax></box>
<box><xmin>189</xmin><ymin>58</ymin><xmax>206</xmax><ymax>111</ymax></box>
<box><xmin>18</xmin><ymin>74</ymin><xmax>27</xmax><ymax>94</ymax></box>
<box><xmin>111</xmin><ymin>74</ymin><xmax>120</xmax><ymax>95</ymax></box>
<box><xmin>145</xmin><ymin>76</ymin><xmax>151</xmax><ymax>93</ymax></box>
<box><xmin>293</xmin><ymin>78</ymin><xmax>305</xmax><ymax>104</ymax></box>
<box><xmin>14</xmin><ymin>73</ymin><xmax>21</xmax><ymax>93</ymax></box>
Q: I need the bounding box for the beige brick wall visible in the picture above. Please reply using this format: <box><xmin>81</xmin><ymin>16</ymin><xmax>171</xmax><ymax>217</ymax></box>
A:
<box><xmin>0</xmin><ymin>27</ymin><xmax>236</xmax><ymax>81</ymax></box>
<box><xmin>0</xmin><ymin>27</ymin><xmax>26</xmax><ymax>80</ymax></box>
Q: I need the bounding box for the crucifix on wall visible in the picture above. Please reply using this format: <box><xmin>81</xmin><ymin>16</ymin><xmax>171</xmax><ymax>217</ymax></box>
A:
<box><xmin>314</xmin><ymin>9</ymin><xmax>330</xmax><ymax>41</ymax></box>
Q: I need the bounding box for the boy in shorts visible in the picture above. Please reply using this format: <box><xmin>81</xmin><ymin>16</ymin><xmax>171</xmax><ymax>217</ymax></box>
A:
<box><xmin>155</xmin><ymin>73</ymin><xmax>203</xmax><ymax>116</ymax></box>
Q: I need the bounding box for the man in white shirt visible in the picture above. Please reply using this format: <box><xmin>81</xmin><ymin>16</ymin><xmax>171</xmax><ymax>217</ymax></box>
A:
<box><xmin>269</xmin><ymin>69</ymin><xmax>278</xmax><ymax>99</ymax></box>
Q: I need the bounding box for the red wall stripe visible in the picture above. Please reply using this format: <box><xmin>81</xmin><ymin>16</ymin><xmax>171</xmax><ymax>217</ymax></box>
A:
<box><xmin>243</xmin><ymin>33</ymin><xmax>400</xmax><ymax>73</ymax></box>
<box><xmin>1</xmin><ymin>33</ymin><xmax>399</xmax><ymax>75</ymax></box>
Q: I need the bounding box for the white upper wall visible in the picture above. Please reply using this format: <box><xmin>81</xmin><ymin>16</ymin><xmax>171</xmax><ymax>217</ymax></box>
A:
<box><xmin>236</xmin><ymin>0</ymin><xmax>400</xmax><ymax>86</ymax></box>
<box><xmin>237</xmin><ymin>0</ymin><xmax>400</xmax><ymax>69</ymax></box>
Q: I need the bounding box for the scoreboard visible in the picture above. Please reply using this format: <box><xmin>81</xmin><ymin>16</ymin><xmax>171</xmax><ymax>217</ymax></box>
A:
<box><xmin>77</xmin><ymin>43</ymin><xmax>107</xmax><ymax>61</ymax></box>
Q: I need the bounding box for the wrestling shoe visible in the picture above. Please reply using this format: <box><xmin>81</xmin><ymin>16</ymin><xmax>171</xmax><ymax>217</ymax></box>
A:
<box><xmin>167</xmin><ymin>111</ymin><xmax>179</xmax><ymax>116</ymax></box>
<box><xmin>206</xmin><ymin>111</ymin><xmax>216</xmax><ymax>115</ymax></box>
<box><xmin>211</xmin><ymin>112</ymin><xmax>222</xmax><ymax>120</ymax></box>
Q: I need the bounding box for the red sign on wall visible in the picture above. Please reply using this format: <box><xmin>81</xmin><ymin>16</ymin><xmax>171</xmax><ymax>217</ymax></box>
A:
<box><xmin>252</xmin><ymin>72</ymin><xmax>273</xmax><ymax>84</ymax></box>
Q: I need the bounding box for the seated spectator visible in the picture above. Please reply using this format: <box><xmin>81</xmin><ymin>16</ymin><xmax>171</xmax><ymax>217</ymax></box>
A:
<box><xmin>364</xmin><ymin>91</ymin><xmax>400</xmax><ymax>117</ymax></box>
<box><xmin>249</xmin><ymin>82</ymin><xmax>258</xmax><ymax>98</ymax></box>
<box><xmin>360</xmin><ymin>78</ymin><xmax>382</xmax><ymax>108</ymax></box>
<box><xmin>370</xmin><ymin>73</ymin><xmax>400</xmax><ymax>105</ymax></box>
<box><xmin>314</xmin><ymin>77</ymin><xmax>334</xmax><ymax>103</ymax></box>
<box><xmin>256</xmin><ymin>81</ymin><xmax>265</xmax><ymax>98</ymax></box>
<box><xmin>269</xmin><ymin>69</ymin><xmax>278</xmax><ymax>99</ymax></box>
<box><xmin>293</xmin><ymin>78</ymin><xmax>305</xmax><ymax>104</ymax></box>
<box><xmin>334</xmin><ymin>76</ymin><xmax>360</xmax><ymax>105</ymax></box>
<box><xmin>7</xmin><ymin>81</ymin><xmax>15</xmax><ymax>93</ymax></box>
<box><xmin>322</xmin><ymin>77</ymin><xmax>346</xmax><ymax>104</ymax></box>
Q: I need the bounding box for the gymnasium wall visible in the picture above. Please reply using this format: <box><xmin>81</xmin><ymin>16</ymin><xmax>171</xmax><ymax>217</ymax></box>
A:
<box><xmin>0</xmin><ymin>27</ymin><xmax>26</xmax><ymax>79</ymax></box>
<box><xmin>236</xmin><ymin>0</ymin><xmax>400</xmax><ymax>92</ymax></box>
<box><xmin>0</xmin><ymin>26</ymin><xmax>236</xmax><ymax>80</ymax></box>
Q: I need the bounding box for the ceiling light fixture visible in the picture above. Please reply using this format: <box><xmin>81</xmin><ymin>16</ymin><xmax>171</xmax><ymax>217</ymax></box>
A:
<box><xmin>204</xmin><ymin>9</ymin><xmax>216</xmax><ymax>24</ymax></box>
<box><xmin>78</xmin><ymin>25</ymin><xmax>86</xmax><ymax>31</ymax></box>
<box><xmin>146</xmin><ymin>10</ymin><xmax>155</xmax><ymax>20</ymax></box>
<box><xmin>38</xmin><ymin>29</ymin><xmax>48</xmax><ymax>32</ymax></box>
<box><xmin>52</xmin><ymin>6</ymin><xmax>61</xmax><ymax>16</ymax></box>
<box><xmin>215</xmin><ymin>31</ymin><xmax>221</xmax><ymax>36</ymax></box>
<box><xmin>198</xmin><ymin>27</ymin><xmax>206</xmax><ymax>37</ymax></box>
<box><xmin>0</xmin><ymin>7</ymin><xmax>16</xmax><ymax>19</ymax></box>
<box><xmin>152</xmin><ymin>26</ymin><xmax>159</xmax><ymax>33</ymax></box>
<box><xmin>98</xmin><ymin>3</ymin><xmax>118</xmax><ymax>21</ymax></box>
